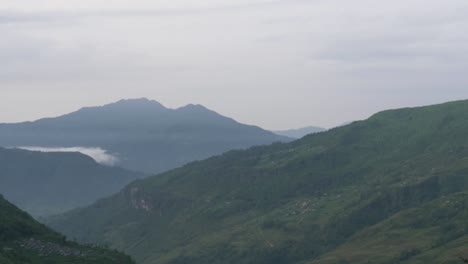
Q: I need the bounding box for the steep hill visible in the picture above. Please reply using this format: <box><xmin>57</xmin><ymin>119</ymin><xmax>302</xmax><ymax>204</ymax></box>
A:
<box><xmin>0</xmin><ymin>194</ymin><xmax>134</xmax><ymax>264</ymax></box>
<box><xmin>0</xmin><ymin>98</ymin><xmax>289</xmax><ymax>174</ymax></box>
<box><xmin>48</xmin><ymin>100</ymin><xmax>468</xmax><ymax>264</ymax></box>
<box><xmin>0</xmin><ymin>147</ymin><xmax>142</xmax><ymax>217</ymax></box>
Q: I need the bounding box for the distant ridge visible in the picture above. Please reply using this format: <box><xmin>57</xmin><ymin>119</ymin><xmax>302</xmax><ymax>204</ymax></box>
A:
<box><xmin>0</xmin><ymin>147</ymin><xmax>142</xmax><ymax>217</ymax></box>
<box><xmin>273</xmin><ymin>125</ymin><xmax>326</xmax><ymax>138</ymax></box>
<box><xmin>0</xmin><ymin>98</ymin><xmax>290</xmax><ymax>174</ymax></box>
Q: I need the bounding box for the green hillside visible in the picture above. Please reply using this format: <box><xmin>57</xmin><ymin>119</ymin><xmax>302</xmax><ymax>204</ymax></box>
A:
<box><xmin>0</xmin><ymin>148</ymin><xmax>142</xmax><ymax>217</ymax></box>
<box><xmin>48</xmin><ymin>100</ymin><xmax>468</xmax><ymax>264</ymax></box>
<box><xmin>0</xmin><ymin>194</ymin><xmax>134</xmax><ymax>264</ymax></box>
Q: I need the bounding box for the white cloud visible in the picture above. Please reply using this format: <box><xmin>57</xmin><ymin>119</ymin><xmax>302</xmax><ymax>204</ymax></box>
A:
<box><xmin>16</xmin><ymin>146</ymin><xmax>119</xmax><ymax>166</ymax></box>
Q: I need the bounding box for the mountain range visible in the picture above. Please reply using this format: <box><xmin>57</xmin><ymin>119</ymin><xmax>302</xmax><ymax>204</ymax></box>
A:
<box><xmin>273</xmin><ymin>126</ymin><xmax>327</xmax><ymax>138</ymax></box>
<box><xmin>0</xmin><ymin>98</ymin><xmax>289</xmax><ymax>174</ymax></box>
<box><xmin>0</xmin><ymin>194</ymin><xmax>134</xmax><ymax>264</ymax></box>
<box><xmin>47</xmin><ymin>99</ymin><xmax>468</xmax><ymax>264</ymax></box>
<box><xmin>0</xmin><ymin>147</ymin><xmax>142</xmax><ymax>217</ymax></box>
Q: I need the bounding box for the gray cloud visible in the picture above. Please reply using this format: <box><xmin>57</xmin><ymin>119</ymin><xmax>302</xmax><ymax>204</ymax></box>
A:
<box><xmin>1</xmin><ymin>0</ymin><xmax>468</xmax><ymax>129</ymax></box>
<box><xmin>0</xmin><ymin>0</ymin><xmax>313</xmax><ymax>24</ymax></box>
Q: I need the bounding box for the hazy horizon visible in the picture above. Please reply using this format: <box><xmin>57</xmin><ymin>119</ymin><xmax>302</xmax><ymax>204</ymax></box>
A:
<box><xmin>1</xmin><ymin>97</ymin><xmax>467</xmax><ymax>131</ymax></box>
<box><xmin>2</xmin><ymin>0</ymin><xmax>468</xmax><ymax>129</ymax></box>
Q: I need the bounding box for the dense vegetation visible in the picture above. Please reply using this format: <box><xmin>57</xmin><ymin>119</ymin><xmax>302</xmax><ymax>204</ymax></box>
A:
<box><xmin>0</xmin><ymin>194</ymin><xmax>134</xmax><ymax>264</ymax></box>
<box><xmin>48</xmin><ymin>100</ymin><xmax>468</xmax><ymax>264</ymax></box>
<box><xmin>0</xmin><ymin>148</ymin><xmax>142</xmax><ymax>217</ymax></box>
<box><xmin>0</xmin><ymin>98</ymin><xmax>289</xmax><ymax>173</ymax></box>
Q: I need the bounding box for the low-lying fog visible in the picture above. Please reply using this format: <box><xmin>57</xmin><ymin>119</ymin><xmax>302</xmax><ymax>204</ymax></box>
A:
<box><xmin>16</xmin><ymin>146</ymin><xmax>119</xmax><ymax>166</ymax></box>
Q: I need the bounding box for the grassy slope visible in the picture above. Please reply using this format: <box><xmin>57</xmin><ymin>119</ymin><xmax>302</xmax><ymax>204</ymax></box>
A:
<box><xmin>0</xmin><ymin>194</ymin><xmax>135</xmax><ymax>264</ymax></box>
<box><xmin>49</xmin><ymin>100</ymin><xmax>468</xmax><ymax>264</ymax></box>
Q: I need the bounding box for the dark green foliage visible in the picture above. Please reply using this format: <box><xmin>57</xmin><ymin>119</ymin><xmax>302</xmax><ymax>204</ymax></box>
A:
<box><xmin>48</xmin><ymin>100</ymin><xmax>468</xmax><ymax>264</ymax></box>
<box><xmin>398</xmin><ymin>248</ymin><xmax>421</xmax><ymax>261</ymax></box>
<box><xmin>0</xmin><ymin>195</ymin><xmax>134</xmax><ymax>263</ymax></box>
<box><xmin>0</xmin><ymin>148</ymin><xmax>142</xmax><ymax>217</ymax></box>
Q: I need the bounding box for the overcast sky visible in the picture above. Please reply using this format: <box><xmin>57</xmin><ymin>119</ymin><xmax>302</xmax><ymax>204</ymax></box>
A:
<box><xmin>1</xmin><ymin>0</ymin><xmax>468</xmax><ymax>129</ymax></box>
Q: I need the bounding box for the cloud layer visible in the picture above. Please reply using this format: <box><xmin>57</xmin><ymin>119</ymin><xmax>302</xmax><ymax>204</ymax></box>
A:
<box><xmin>17</xmin><ymin>146</ymin><xmax>119</xmax><ymax>166</ymax></box>
<box><xmin>1</xmin><ymin>0</ymin><xmax>468</xmax><ymax>129</ymax></box>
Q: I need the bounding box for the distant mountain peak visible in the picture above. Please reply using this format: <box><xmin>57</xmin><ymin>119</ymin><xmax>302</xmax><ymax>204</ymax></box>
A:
<box><xmin>176</xmin><ymin>103</ymin><xmax>212</xmax><ymax>112</ymax></box>
<box><xmin>100</xmin><ymin>98</ymin><xmax>167</xmax><ymax>110</ymax></box>
<box><xmin>115</xmin><ymin>97</ymin><xmax>162</xmax><ymax>105</ymax></box>
<box><xmin>0</xmin><ymin>99</ymin><xmax>289</xmax><ymax>173</ymax></box>
<box><xmin>68</xmin><ymin>98</ymin><xmax>169</xmax><ymax>118</ymax></box>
